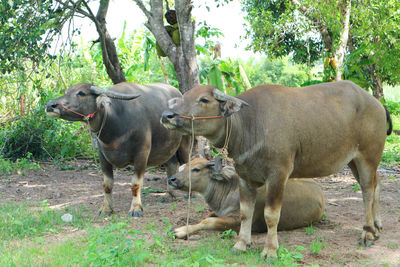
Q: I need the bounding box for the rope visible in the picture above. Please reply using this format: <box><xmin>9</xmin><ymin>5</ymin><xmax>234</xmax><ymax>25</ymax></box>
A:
<box><xmin>57</xmin><ymin>104</ymin><xmax>97</xmax><ymax>120</ymax></box>
<box><xmin>178</xmin><ymin>115</ymin><xmax>223</xmax><ymax>120</ymax></box>
<box><xmin>185</xmin><ymin>115</ymin><xmax>195</xmax><ymax>240</ymax></box>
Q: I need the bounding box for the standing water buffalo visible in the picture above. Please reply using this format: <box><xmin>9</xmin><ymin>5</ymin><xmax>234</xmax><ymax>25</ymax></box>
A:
<box><xmin>169</xmin><ymin>158</ymin><xmax>325</xmax><ymax>238</ymax></box>
<box><xmin>161</xmin><ymin>80</ymin><xmax>392</xmax><ymax>258</ymax></box>
<box><xmin>46</xmin><ymin>82</ymin><xmax>190</xmax><ymax>217</ymax></box>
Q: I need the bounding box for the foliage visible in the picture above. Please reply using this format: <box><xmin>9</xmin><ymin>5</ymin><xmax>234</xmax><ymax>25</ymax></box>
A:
<box><xmin>241</xmin><ymin>0</ymin><xmax>324</xmax><ymax>66</ymax></box>
<box><xmin>199</xmin><ymin>57</ymin><xmax>252</xmax><ymax>95</ymax></box>
<box><xmin>382</xmin><ymin>133</ymin><xmax>400</xmax><ymax>166</ymax></box>
<box><xmin>347</xmin><ymin>0</ymin><xmax>400</xmax><ymax>88</ymax></box>
<box><xmin>0</xmin><ymin>0</ymin><xmax>67</xmax><ymax>73</ymax></box>
<box><xmin>385</xmin><ymin>100</ymin><xmax>400</xmax><ymax>116</ymax></box>
<box><xmin>0</xmin><ymin>106</ymin><xmax>92</xmax><ymax>161</ymax></box>
<box><xmin>241</xmin><ymin>56</ymin><xmax>309</xmax><ymax>88</ymax></box>
<box><xmin>0</xmin><ymin>153</ymin><xmax>40</xmax><ymax>175</ymax></box>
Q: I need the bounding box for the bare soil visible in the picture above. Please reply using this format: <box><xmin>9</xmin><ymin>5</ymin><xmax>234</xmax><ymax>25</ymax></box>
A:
<box><xmin>0</xmin><ymin>161</ymin><xmax>399</xmax><ymax>266</ymax></box>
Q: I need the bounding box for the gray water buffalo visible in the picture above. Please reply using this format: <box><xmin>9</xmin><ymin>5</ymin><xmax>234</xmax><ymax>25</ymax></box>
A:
<box><xmin>161</xmin><ymin>80</ymin><xmax>392</xmax><ymax>258</ymax></box>
<box><xmin>169</xmin><ymin>158</ymin><xmax>324</xmax><ymax>239</ymax></box>
<box><xmin>46</xmin><ymin>82</ymin><xmax>190</xmax><ymax>217</ymax></box>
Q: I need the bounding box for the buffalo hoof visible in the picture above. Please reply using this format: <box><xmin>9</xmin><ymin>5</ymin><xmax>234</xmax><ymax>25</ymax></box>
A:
<box><xmin>359</xmin><ymin>240</ymin><xmax>375</xmax><ymax>247</ymax></box>
<box><xmin>233</xmin><ymin>239</ymin><xmax>248</xmax><ymax>253</ymax></box>
<box><xmin>261</xmin><ymin>247</ymin><xmax>278</xmax><ymax>259</ymax></box>
<box><xmin>127</xmin><ymin>210</ymin><xmax>143</xmax><ymax>217</ymax></box>
<box><xmin>97</xmin><ymin>209</ymin><xmax>113</xmax><ymax>217</ymax></box>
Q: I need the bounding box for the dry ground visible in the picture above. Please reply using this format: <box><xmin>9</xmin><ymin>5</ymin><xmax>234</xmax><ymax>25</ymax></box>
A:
<box><xmin>0</xmin><ymin>160</ymin><xmax>399</xmax><ymax>266</ymax></box>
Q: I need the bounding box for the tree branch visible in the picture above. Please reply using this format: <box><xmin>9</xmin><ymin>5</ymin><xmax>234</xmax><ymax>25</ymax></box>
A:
<box><xmin>133</xmin><ymin>0</ymin><xmax>152</xmax><ymax>19</ymax></box>
<box><xmin>289</xmin><ymin>0</ymin><xmax>333</xmax><ymax>51</ymax></box>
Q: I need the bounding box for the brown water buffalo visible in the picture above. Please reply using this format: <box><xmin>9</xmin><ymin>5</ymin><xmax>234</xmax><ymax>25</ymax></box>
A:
<box><xmin>168</xmin><ymin>158</ymin><xmax>325</xmax><ymax>238</ymax></box>
<box><xmin>46</xmin><ymin>82</ymin><xmax>190</xmax><ymax>217</ymax></box>
<box><xmin>161</xmin><ymin>80</ymin><xmax>392</xmax><ymax>258</ymax></box>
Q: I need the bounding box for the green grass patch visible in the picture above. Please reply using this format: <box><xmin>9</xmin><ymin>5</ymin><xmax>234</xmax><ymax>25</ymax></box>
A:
<box><xmin>0</xmin><ymin>153</ymin><xmax>40</xmax><ymax>175</ymax></box>
<box><xmin>0</xmin><ymin>201</ymin><xmax>91</xmax><ymax>240</ymax></box>
<box><xmin>0</xmin><ymin>215</ymin><xmax>307</xmax><ymax>266</ymax></box>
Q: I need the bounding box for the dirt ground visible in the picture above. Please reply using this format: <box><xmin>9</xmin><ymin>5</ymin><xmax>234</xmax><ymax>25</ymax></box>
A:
<box><xmin>0</xmin><ymin>160</ymin><xmax>399</xmax><ymax>266</ymax></box>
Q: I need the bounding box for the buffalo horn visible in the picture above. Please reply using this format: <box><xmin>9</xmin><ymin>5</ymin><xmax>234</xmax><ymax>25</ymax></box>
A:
<box><xmin>90</xmin><ymin>86</ymin><xmax>140</xmax><ymax>100</ymax></box>
<box><xmin>212</xmin><ymin>89</ymin><xmax>248</xmax><ymax>106</ymax></box>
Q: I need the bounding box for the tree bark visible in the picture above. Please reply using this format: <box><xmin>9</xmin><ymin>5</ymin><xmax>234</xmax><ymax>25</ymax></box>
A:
<box><xmin>290</xmin><ymin>0</ymin><xmax>351</xmax><ymax>81</ymax></box>
<box><xmin>82</xmin><ymin>0</ymin><xmax>126</xmax><ymax>84</ymax></box>
<box><xmin>368</xmin><ymin>65</ymin><xmax>384</xmax><ymax>100</ymax></box>
<box><xmin>334</xmin><ymin>0</ymin><xmax>351</xmax><ymax>81</ymax></box>
<box><xmin>134</xmin><ymin>0</ymin><xmax>199</xmax><ymax>92</ymax></box>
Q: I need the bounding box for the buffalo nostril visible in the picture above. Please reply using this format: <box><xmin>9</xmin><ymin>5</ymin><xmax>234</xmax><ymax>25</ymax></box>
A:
<box><xmin>162</xmin><ymin>110</ymin><xmax>177</xmax><ymax>119</ymax></box>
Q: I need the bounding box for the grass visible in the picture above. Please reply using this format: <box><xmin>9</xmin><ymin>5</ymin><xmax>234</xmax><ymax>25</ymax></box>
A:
<box><xmin>0</xmin><ymin>201</ymin><xmax>308</xmax><ymax>266</ymax></box>
<box><xmin>0</xmin><ymin>201</ymin><xmax>91</xmax><ymax>241</ymax></box>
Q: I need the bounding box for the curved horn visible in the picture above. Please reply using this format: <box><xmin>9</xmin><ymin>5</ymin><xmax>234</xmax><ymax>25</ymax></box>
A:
<box><xmin>90</xmin><ymin>86</ymin><xmax>140</xmax><ymax>100</ymax></box>
<box><xmin>205</xmin><ymin>161</ymin><xmax>215</xmax><ymax>168</ymax></box>
<box><xmin>212</xmin><ymin>89</ymin><xmax>248</xmax><ymax>106</ymax></box>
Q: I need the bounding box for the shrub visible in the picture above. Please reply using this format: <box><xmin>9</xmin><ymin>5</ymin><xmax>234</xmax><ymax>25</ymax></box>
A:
<box><xmin>0</xmin><ymin>107</ymin><xmax>91</xmax><ymax>161</ymax></box>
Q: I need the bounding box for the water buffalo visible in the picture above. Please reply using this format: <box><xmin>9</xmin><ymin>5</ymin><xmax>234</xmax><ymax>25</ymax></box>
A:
<box><xmin>46</xmin><ymin>82</ymin><xmax>190</xmax><ymax>217</ymax></box>
<box><xmin>168</xmin><ymin>158</ymin><xmax>325</xmax><ymax>238</ymax></box>
<box><xmin>161</xmin><ymin>80</ymin><xmax>392</xmax><ymax>257</ymax></box>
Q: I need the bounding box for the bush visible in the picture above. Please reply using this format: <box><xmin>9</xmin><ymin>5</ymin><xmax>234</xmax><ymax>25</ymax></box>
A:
<box><xmin>384</xmin><ymin>100</ymin><xmax>400</xmax><ymax>116</ymax></box>
<box><xmin>0</xmin><ymin>107</ymin><xmax>92</xmax><ymax>161</ymax></box>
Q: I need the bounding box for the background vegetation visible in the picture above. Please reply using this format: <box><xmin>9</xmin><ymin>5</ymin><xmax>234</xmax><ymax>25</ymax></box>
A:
<box><xmin>0</xmin><ymin>0</ymin><xmax>399</xmax><ymax>265</ymax></box>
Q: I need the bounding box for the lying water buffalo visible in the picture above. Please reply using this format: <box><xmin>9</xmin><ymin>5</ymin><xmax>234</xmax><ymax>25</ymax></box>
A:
<box><xmin>168</xmin><ymin>158</ymin><xmax>325</xmax><ymax>238</ymax></box>
<box><xmin>46</xmin><ymin>82</ymin><xmax>190</xmax><ymax>217</ymax></box>
<box><xmin>161</xmin><ymin>80</ymin><xmax>392</xmax><ymax>257</ymax></box>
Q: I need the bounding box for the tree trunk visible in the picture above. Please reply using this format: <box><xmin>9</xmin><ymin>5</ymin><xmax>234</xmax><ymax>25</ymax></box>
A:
<box><xmin>334</xmin><ymin>0</ymin><xmax>351</xmax><ymax>81</ymax></box>
<box><xmin>85</xmin><ymin>0</ymin><xmax>126</xmax><ymax>84</ymax></box>
<box><xmin>368</xmin><ymin>65</ymin><xmax>384</xmax><ymax>100</ymax></box>
<box><xmin>134</xmin><ymin>0</ymin><xmax>199</xmax><ymax>93</ymax></box>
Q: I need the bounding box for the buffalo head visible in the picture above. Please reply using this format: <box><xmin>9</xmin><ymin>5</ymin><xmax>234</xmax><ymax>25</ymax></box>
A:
<box><xmin>168</xmin><ymin>158</ymin><xmax>236</xmax><ymax>194</ymax></box>
<box><xmin>161</xmin><ymin>85</ymin><xmax>248</xmax><ymax>136</ymax></box>
<box><xmin>46</xmin><ymin>83</ymin><xmax>140</xmax><ymax>121</ymax></box>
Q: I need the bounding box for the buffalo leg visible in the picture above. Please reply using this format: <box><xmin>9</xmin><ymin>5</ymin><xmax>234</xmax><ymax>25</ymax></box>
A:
<box><xmin>353</xmin><ymin>157</ymin><xmax>380</xmax><ymax>246</ymax></box>
<box><xmin>98</xmin><ymin>152</ymin><xmax>114</xmax><ymax>216</ymax></box>
<box><xmin>349</xmin><ymin>161</ymin><xmax>382</xmax><ymax>237</ymax></box>
<box><xmin>261</xmin><ymin>173</ymin><xmax>288</xmax><ymax>258</ymax></box>
<box><xmin>233</xmin><ymin>178</ymin><xmax>257</xmax><ymax>252</ymax></box>
<box><xmin>128</xmin><ymin>152</ymin><xmax>149</xmax><ymax>217</ymax></box>
<box><xmin>173</xmin><ymin>217</ymin><xmax>240</xmax><ymax>239</ymax></box>
<box><xmin>373</xmin><ymin>173</ymin><xmax>382</xmax><ymax>233</ymax></box>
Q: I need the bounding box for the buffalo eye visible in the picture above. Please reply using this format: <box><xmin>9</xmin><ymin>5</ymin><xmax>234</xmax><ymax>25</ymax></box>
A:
<box><xmin>191</xmin><ymin>167</ymin><xmax>201</xmax><ymax>172</ymax></box>
<box><xmin>77</xmin><ymin>91</ymin><xmax>86</xmax><ymax>97</ymax></box>
<box><xmin>199</xmin><ymin>98</ymin><xmax>210</xmax><ymax>104</ymax></box>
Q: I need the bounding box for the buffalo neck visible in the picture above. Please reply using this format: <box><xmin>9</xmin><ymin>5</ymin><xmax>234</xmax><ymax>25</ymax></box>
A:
<box><xmin>203</xmin><ymin>177</ymin><xmax>239</xmax><ymax>214</ymax></box>
<box><xmin>87</xmin><ymin>107</ymin><xmax>105</xmax><ymax>135</ymax></box>
<box><xmin>204</xmin><ymin>115</ymin><xmax>242</xmax><ymax>159</ymax></box>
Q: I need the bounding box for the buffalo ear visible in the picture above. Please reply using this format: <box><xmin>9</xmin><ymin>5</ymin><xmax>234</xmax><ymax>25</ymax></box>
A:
<box><xmin>212</xmin><ymin>89</ymin><xmax>248</xmax><ymax>117</ymax></box>
<box><xmin>212</xmin><ymin>166</ymin><xmax>236</xmax><ymax>181</ymax></box>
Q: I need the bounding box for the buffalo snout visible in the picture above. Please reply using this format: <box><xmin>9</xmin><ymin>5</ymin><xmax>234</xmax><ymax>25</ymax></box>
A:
<box><xmin>161</xmin><ymin>110</ymin><xmax>183</xmax><ymax>129</ymax></box>
<box><xmin>45</xmin><ymin>100</ymin><xmax>61</xmax><ymax>118</ymax></box>
<box><xmin>168</xmin><ymin>176</ymin><xmax>182</xmax><ymax>189</ymax></box>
